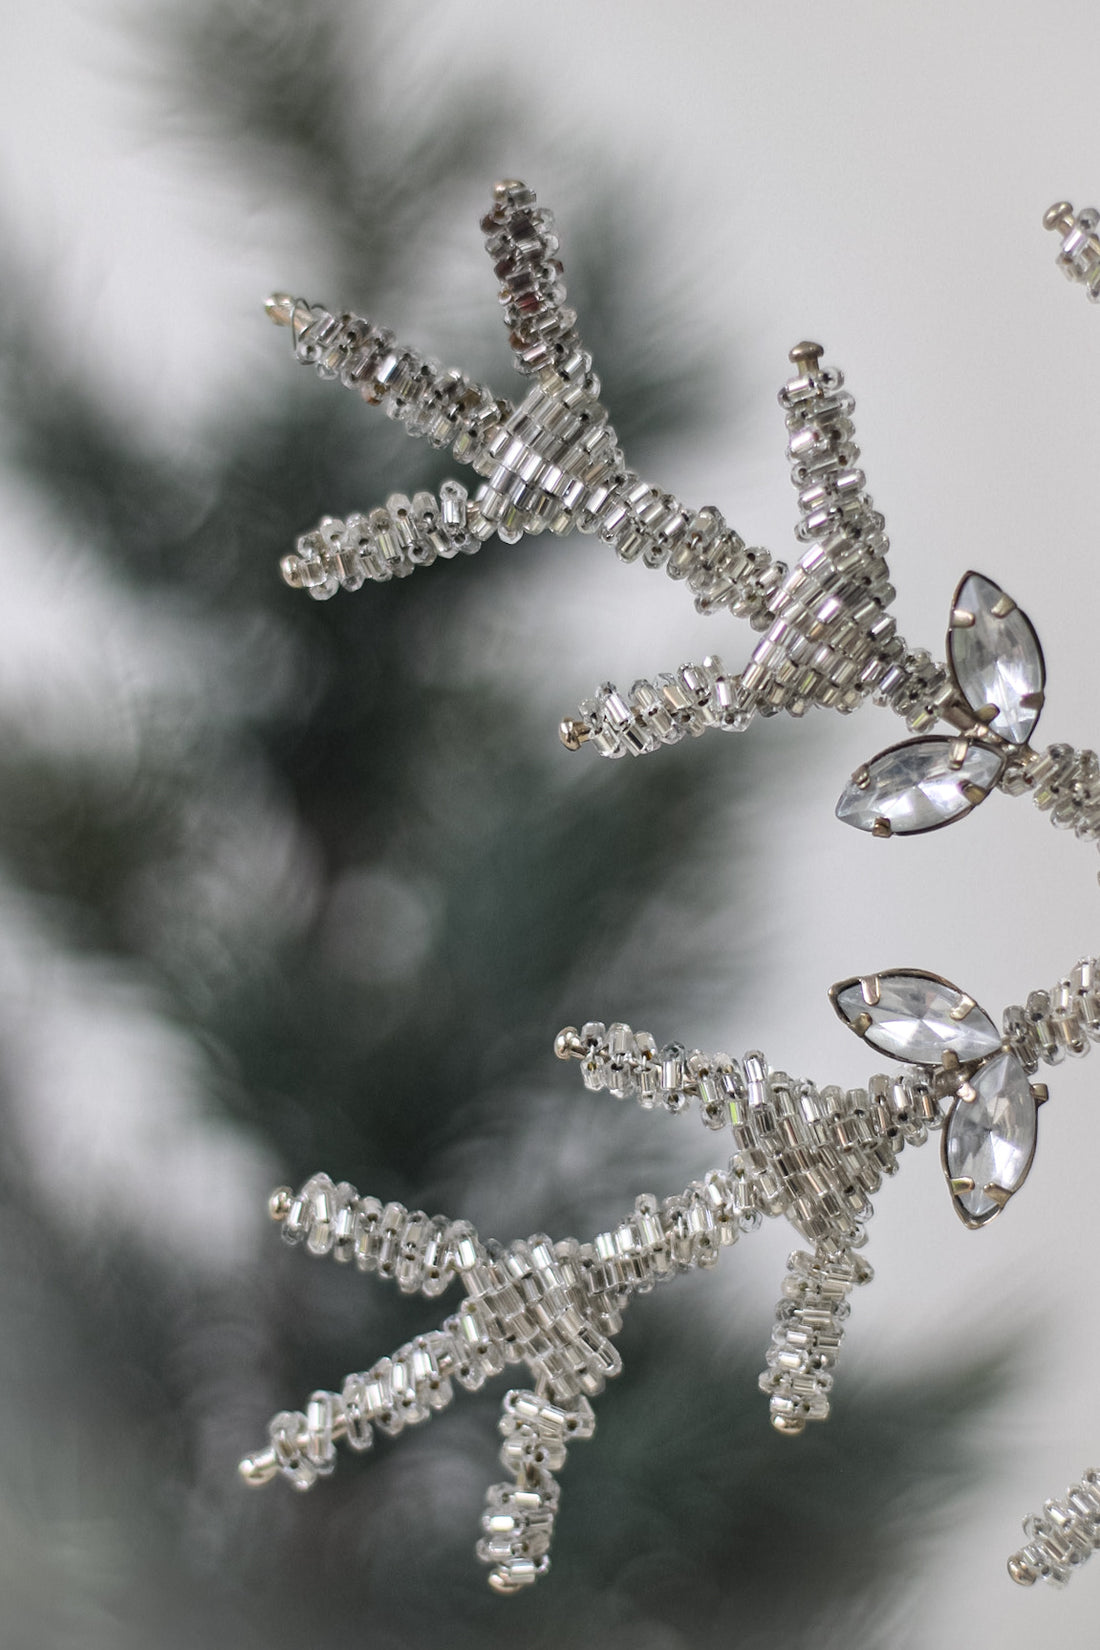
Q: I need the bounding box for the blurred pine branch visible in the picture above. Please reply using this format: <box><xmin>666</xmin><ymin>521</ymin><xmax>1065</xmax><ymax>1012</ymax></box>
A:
<box><xmin>0</xmin><ymin>3</ymin><xmax>1011</xmax><ymax>1645</ymax></box>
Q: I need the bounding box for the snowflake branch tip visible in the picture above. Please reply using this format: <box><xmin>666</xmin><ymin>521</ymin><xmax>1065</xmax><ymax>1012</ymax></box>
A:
<box><xmin>1045</xmin><ymin>200</ymin><xmax>1100</xmax><ymax>301</ymax></box>
<box><xmin>568</xmin><ymin>657</ymin><xmax>755</xmax><ymax>760</ymax></box>
<box><xmin>480</xmin><ymin>178</ymin><xmax>585</xmax><ymax>377</ymax></box>
<box><xmin>477</xmin><ymin>1390</ymin><xmax>595</xmax><ymax>1593</ymax></box>
<box><xmin>1008</xmin><ymin>1469</ymin><xmax>1100</xmax><ymax>1586</ymax></box>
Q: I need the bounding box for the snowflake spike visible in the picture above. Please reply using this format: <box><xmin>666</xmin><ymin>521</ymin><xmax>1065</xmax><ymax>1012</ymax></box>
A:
<box><xmin>565</xmin><ymin>657</ymin><xmax>756</xmax><ymax>761</ymax></box>
<box><xmin>280</xmin><ymin>483</ymin><xmax>492</xmax><ymax>599</ymax></box>
<box><xmin>272</xmin><ymin>1172</ymin><xmax>487</xmax><ymax>1298</ymax></box>
<box><xmin>555</xmin><ymin>1019</ymin><xmax>740</xmax><ymax>1129</ymax></box>
<box><xmin>477</xmin><ymin>1390</ymin><xmax>595</xmax><ymax>1593</ymax></box>
<box><xmin>1008</xmin><ymin>1467</ymin><xmax>1100</xmax><ymax>1587</ymax></box>
<box><xmin>480</xmin><ymin>178</ymin><xmax>587</xmax><ymax>378</ymax></box>
<box><xmin>740</xmin><ymin>339</ymin><xmax>898</xmax><ymax>718</ymax></box>
<box><xmin>265</xmin><ymin>288</ymin><xmax>510</xmax><ymax>471</ymax></box>
<box><xmin>761</xmin><ymin>1240</ymin><xmax>872</xmax><ymax>1434</ymax></box>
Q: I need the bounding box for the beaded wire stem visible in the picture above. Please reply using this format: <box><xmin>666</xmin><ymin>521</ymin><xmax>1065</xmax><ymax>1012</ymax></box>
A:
<box><xmin>241</xmin><ymin>184</ymin><xmax>1100</xmax><ymax>1593</ymax></box>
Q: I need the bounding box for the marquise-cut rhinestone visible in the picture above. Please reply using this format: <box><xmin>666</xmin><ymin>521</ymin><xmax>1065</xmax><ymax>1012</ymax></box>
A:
<box><xmin>835</xmin><ymin>738</ymin><xmax>1004</xmax><ymax>834</ymax></box>
<box><xmin>832</xmin><ymin>972</ymin><xmax>1002</xmax><ymax>1065</ymax></box>
<box><xmin>943</xmin><ymin>1050</ymin><xmax>1037</xmax><ymax>1226</ymax></box>
<box><xmin>949</xmin><ymin>572</ymin><xmax>1045</xmax><ymax>746</ymax></box>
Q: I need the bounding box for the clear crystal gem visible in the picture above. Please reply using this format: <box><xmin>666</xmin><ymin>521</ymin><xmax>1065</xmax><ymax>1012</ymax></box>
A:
<box><xmin>835</xmin><ymin>738</ymin><xmax>1004</xmax><ymax>834</ymax></box>
<box><xmin>949</xmin><ymin>572</ymin><xmax>1045</xmax><ymax>746</ymax></box>
<box><xmin>832</xmin><ymin>971</ymin><xmax>1002</xmax><ymax>1064</ymax></box>
<box><xmin>942</xmin><ymin>1050</ymin><xmax>1037</xmax><ymax>1227</ymax></box>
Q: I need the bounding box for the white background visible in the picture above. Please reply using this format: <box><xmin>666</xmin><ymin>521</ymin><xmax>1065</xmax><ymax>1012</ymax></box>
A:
<box><xmin>1</xmin><ymin>1</ymin><xmax>1099</xmax><ymax>1643</ymax></box>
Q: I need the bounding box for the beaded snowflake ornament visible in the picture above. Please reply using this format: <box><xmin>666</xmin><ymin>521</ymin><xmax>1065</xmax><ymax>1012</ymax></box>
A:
<box><xmin>239</xmin><ymin>187</ymin><xmax>1100</xmax><ymax>1593</ymax></box>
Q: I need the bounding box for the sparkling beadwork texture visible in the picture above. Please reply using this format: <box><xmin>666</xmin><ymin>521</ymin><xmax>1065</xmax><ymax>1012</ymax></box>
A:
<box><xmin>249</xmin><ymin>184</ymin><xmax>1100</xmax><ymax>1594</ymax></box>
<box><xmin>241</xmin><ymin>1030</ymin><xmax>941</xmax><ymax>1583</ymax></box>
<box><xmin>1009</xmin><ymin>1469</ymin><xmax>1100</xmax><ymax>1587</ymax></box>
<box><xmin>1046</xmin><ymin>200</ymin><xmax>1100</xmax><ymax>301</ymax></box>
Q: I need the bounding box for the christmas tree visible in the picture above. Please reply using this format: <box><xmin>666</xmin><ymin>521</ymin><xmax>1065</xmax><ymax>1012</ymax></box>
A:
<box><xmin>0</xmin><ymin>3</ymin><xmax>1002</xmax><ymax>1643</ymax></box>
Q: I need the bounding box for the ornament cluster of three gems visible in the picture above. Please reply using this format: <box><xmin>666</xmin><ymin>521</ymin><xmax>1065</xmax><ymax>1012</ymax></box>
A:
<box><xmin>239</xmin><ymin>182</ymin><xmax>1100</xmax><ymax>1593</ymax></box>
